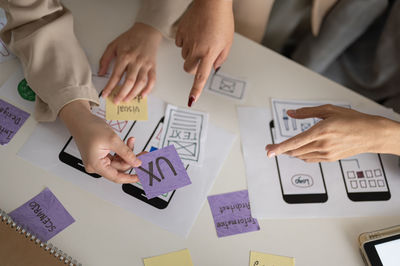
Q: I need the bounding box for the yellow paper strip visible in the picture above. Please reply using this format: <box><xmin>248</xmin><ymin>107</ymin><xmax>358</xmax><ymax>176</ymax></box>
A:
<box><xmin>143</xmin><ymin>249</ymin><xmax>194</xmax><ymax>266</ymax></box>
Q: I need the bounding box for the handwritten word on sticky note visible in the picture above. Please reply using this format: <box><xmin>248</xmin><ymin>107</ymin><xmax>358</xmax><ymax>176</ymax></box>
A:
<box><xmin>135</xmin><ymin>145</ymin><xmax>191</xmax><ymax>199</ymax></box>
<box><xmin>9</xmin><ymin>188</ymin><xmax>75</xmax><ymax>242</ymax></box>
<box><xmin>144</xmin><ymin>249</ymin><xmax>194</xmax><ymax>266</ymax></box>
<box><xmin>106</xmin><ymin>90</ymin><xmax>148</xmax><ymax>121</ymax></box>
<box><xmin>0</xmin><ymin>98</ymin><xmax>29</xmax><ymax>145</ymax></box>
<box><xmin>207</xmin><ymin>190</ymin><xmax>260</xmax><ymax>237</ymax></box>
<box><xmin>250</xmin><ymin>251</ymin><xmax>295</xmax><ymax>266</ymax></box>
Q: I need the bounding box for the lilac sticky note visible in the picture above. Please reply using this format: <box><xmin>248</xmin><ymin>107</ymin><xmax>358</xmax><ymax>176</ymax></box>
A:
<box><xmin>135</xmin><ymin>145</ymin><xmax>191</xmax><ymax>199</ymax></box>
<box><xmin>207</xmin><ymin>190</ymin><xmax>260</xmax><ymax>237</ymax></box>
<box><xmin>0</xmin><ymin>98</ymin><xmax>29</xmax><ymax>145</ymax></box>
<box><xmin>9</xmin><ymin>188</ymin><xmax>75</xmax><ymax>242</ymax></box>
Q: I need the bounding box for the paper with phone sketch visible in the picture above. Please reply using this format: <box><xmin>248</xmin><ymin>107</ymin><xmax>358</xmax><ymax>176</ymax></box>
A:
<box><xmin>207</xmin><ymin>190</ymin><xmax>260</xmax><ymax>237</ymax></box>
<box><xmin>143</xmin><ymin>249</ymin><xmax>194</xmax><ymax>266</ymax></box>
<box><xmin>0</xmin><ymin>99</ymin><xmax>29</xmax><ymax>145</ymax></box>
<box><xmin>0</xmin><ymin>9</ymin><xmax>16</xmax><ymax>64</ymax></box>
<box><xmin>17</xmin><ymin>75</ymin><xmax>235</xmax><ymax>237</ymax></box>
<box><xmin>105</xmin><ymin>88</ymin><xmax>148</xmax><ymax>121</ymax></box>
<box><xmin>8</xmin><ymin>188</ymin><xmax>75</xmax><ymax>242</ymax></box>
<box><xmin>159</xmin><ymin>104</ymin><xmax>208</xmax><ymax>166</ymax></box>
<box><xmin>205</xmin><ymin>70</ymin><xmax>247</xmax><ymax>100</ymax></box>
<box><xmin>249</xmin><ymin>251</ymin><xmax>295</xmax><ymax>266</ymax></box>
<box><xmin>135</xmin><ymin>145</ymin><xmax>191</xmax><ymax>199</ymax></box>
<box><xmin>238</xmin><ymin>106</ymin><xmax>400</xmax><ymax>219</ymax></box>
<box><xmin>271</xmin><ymin>99</ymin><xmax>350</xmax><ymax>143</ymax></box>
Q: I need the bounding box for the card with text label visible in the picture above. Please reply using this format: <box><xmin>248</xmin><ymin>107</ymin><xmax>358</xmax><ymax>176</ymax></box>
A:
<box><xmin>207</xmin><ymin>190</ymin><xmax>260</xmax><ymax>238</ymax></box>
<box><xmin>0</xmin><ymin>98</ymin><xmax>29</xmax><ymax>145</ymax></box>
<box><xmin>106</xmin><ymin>89</ymin><xmax>148</xmax><ymax>121</ymax></box>
<box><xmin>159</xmin><ymin>104</ymin><xmax>208</xmax><ymax>166</ymax></box>
<box><xmin>143</xmin><ymin>249</ymin><xmax>194</xmax><ymax>266</ymax></box>
<box><xmin>249</xmin><ymin>251</ymin><xmax>295</xmax><ymax>266</ymax></box>
<box><xmin>135</xmin><ymin>145</ymin><xmax>191</xmax><ymax>199</ymax></box>
<box><xmin>8</xmin><ymin>188</ymin><xmax>75</xmax><ymax>242</ymax></box>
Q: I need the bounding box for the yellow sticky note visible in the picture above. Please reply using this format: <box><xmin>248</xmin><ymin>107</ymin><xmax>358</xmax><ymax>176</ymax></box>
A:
<box><xmin>105</xmin><ymin>90</ymin><xmax>148</xmax><ymax>121</ymax></box>
<box><xmin>249</xmin><ymin>251</ymin><xmax>295</xmax><ymax>266</ymax></box>
<box><xmin>143</xmin><ymin>249</ymin><xmax>194</xmax><ymax>266</ymax></box>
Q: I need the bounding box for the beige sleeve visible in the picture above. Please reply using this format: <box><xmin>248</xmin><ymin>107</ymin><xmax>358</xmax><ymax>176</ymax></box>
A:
<box><xmin>0</xmin><ymin>0</ymin><xmax>99</xmax><ymax>122</ymax></box>
<box><xmin>135</xmin><ymin>0</ymin><xmax>192</xmax><ymax>38</ymax></box>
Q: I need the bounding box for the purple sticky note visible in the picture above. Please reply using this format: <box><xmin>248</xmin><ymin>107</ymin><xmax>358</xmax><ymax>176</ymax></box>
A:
<box><xmin>9</xmin><ymin>188</ymin><xmax>75</xmax><ymax>242</ymax></box>
<box><xmin>207</xmin><ymin>190</ymin><xmax>260</xmax><ymax>237</ymax></box>
<box><xmin>0</xmin><ymin>98</ymin><xmax>29</xmax><ymax>145</ymax></box>
<box><xmin>135</xmin><ymin>145</ymin><xmax>191</xmax><ymax>199</ymax></box>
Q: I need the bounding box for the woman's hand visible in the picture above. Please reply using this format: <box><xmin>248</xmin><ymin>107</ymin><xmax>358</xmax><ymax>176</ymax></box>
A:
<box><xmin>99</xmin><ymin>23</ymin><xmax>162</xmax><ymax>104</ymax></box>
<box><xmin>59</xmin><ymin>100</ymin><xmax>142</xmax><ymax>183</ymax></box>
<box><xmin>175</xmin><ymin>0</ymin><xmax>234</xmax><ymax>106</ymax></box>
<box><xmin>265</xmin><ymin>105</ymin><xmax>400</xmax><ymax>162</ymax></box>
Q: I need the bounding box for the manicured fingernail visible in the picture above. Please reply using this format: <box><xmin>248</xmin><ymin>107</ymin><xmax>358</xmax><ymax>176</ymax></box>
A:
<box><xmin>215</xmin><ymin>66</ymin><xmax>221</xmax><ymax>73</ymax></box>
<box><xmin>287</xmin><ymin>109</ymin><xmax>295</xmax><ymax>116</ymax></box>
<box><xmin>188</xmin><ymin>96</ymin><xmax>195</xmax><ymax>107</ymax></box>
<box><xmin>268</xmin><ymin>152</ymin><xmax>276</xmax><ymax>158</ymax></box>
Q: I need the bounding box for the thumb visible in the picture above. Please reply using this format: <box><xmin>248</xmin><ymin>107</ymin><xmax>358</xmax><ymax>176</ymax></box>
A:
<box><xmin>113</xmin><ymin>137</ymin><xmax>141</xmax><ymax>168</ymax></box>
<box><xmin>287</xmin><ymin>104</ymin><xmax>337</xmax><ymax>120</ymax></box>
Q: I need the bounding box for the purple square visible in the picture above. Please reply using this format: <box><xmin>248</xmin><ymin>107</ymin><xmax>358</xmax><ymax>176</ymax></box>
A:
<box><xmin>207</xmin><ymin>190</ymin><xmax>260</xmax><ymax>238</ymax></box>
<box><xmin>9</xmin><ymin>188</ymin><xmax>75</xmax><ymax>242</ymax></box>
<box><xmin>357</xmin><ymin>171</ymin><xmax>364</xmax><ymax>178</ymax></box>
<box><xmin>0</xmin><ymin>99</ymin><xmax>30</xmax><ymax>145</ymax></box>
<box><xmin>135</xmin><ymin>145</ymin><xmax>191</xmax><ymax>199</ymax></box>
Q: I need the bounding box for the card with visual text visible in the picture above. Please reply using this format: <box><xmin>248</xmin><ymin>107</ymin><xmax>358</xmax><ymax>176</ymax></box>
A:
<box><xmin>106</xmin><ymin>88</ymin><xmax>148</xmax><ymax>121</ymax></box>
<box><xmin>158</xmin><ymin>104</ymin><xmax>208</xmax><ymax>166</ymax></box>
<box><xmin>8</xmin><ymin>188</ymin><xmax>75</xmax><ymax>242</ymax></box>
<box><xmin>135</xmin><ymin>145</ymin><xmax>192</xmax><ymax>199</ymax></box>
<box><xmin>143</xmin><ymin>249</ymin><xmax>194</xmax><ymax>266</ymax></box>
<box><xmin>249</xmin><ymin>251</ymin><xmax>295</xmax><ymax>266</ymax></box>
<box><xmin>0</xmin><ymin>98</ymin><xmax>30</xmax><ymax>145</ymax></box>
<box><xmin>207</xmin><ymin>190</ymin><xmax>260</xmax><ymax>238</ymax></box>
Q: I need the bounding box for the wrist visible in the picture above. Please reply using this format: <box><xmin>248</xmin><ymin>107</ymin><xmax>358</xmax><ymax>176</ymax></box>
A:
<box><xmin>372</xmin><ymin>117</ymin><xmax>400</xmax><ymax>155</ymax></box>
<box><xmin>131</xmin><ymin>23</ymin><xmax>163</xmax><ymax>42</ymax></box>
<box><xmin>59</xmin><ymin>100</ymin><xmax>92</xmax><ymax>135</ymax></box>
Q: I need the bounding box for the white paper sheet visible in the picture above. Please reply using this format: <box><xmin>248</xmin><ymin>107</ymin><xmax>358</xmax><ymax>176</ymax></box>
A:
<box><xmin>205</xmin><ymin>70</ymin><xmax>247</xmax><ymax>100</ymax></box>
<box><xmin>0</xmin><ymin>9</ymin><xmax>15</xmax><ymax>64</ymax></box>
<box><xmin>158</xmin><ymin>104</ymin><xmax>208</xmax><ymax>166</ymax></box>
<box><xmin>271</xmin><ymin>99</ymin><xmax>350</xmax><ymax>143</ymax></box>
<box><xmin>17</xmin><ymin>89</ymin><xmax>235</xmax><ymax>237</ymax></box>
<box><xmin>238</xmin><ymin>106</ymin><xmax>400</xmax><ymax>219</ymax></box>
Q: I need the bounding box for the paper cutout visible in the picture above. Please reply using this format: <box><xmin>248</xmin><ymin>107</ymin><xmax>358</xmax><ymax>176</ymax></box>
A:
<box><xmin>207</xmin><ymin>190</ymin><xmax>260</xmax><ymax>237</ymax></box>
<box><xmin>0</xmin><ymin>9</ymin><xmax>15</xmax><ymax>63</ymax></box>
<box><xmin>135</xmin><ymin>145</ymin><xmax>192</xmax><ymax>199</ymax></box>
<box><xmin>8</xmin><ymin>188</ymin><xmax>75</xmax><ymax>242</ymax></box>
<box><xmin>106</xmin><ymin>89</ymin><xmax>148</xmax><ymax>121</ymax></box>
<box><xmin>143</xmin><ymin>249</ymin><xmax>194</xmax><ymax>266</ymax></box>
<box><xmin>249</xmin><ymin>251</ymin><xmax>295</xmax><ymax>266</ymax></box>
<box><xmin>17</xmin><ymin>79</ymin><xmax>36</xmax><ymax>102</ymax></box>
<box><xmin>0</xmin><ymin>98</ymin><xmax>30</xmax><ymax>145</ymax></box>
<box><xmin>159</xmin><ymin>104</ymin><xmax>208</xmax><ymax>166</ymax></box>
<box><xmin>206</xmin><ymin>71</ymin><xmax>247</xmax><ymax>100</ymax></box>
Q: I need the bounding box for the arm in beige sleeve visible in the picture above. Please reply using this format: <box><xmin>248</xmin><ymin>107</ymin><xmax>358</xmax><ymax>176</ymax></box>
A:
<box><xmin>0</xmin><ymin>0</ymin><xmax>99</xmax><ymax>121</ymax></box>
<box><xmin>135</xmin><ymin>0</ymin><xmax>192</xmax><ymax>38</ymax></box>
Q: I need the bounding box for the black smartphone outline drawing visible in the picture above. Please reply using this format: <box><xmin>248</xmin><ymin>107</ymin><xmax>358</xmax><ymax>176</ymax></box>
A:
<box><xmin>58</xmin><ymin>91</ymin><xmax>136</xmax><ymax>178</ymax></box>
<box><xmin>339</xmin><ymin>155</ymin><xmax>391</xmax><ymax>202</ymax></box>
<box><xmin>122</xmin><ymin>117</ymin><xmax>186</xmax><ymax>210</ymax></box>
<box><xmin>270</xmin><ymin>120</ymin><xmax>328</xmax><ymax>204</ymax></box>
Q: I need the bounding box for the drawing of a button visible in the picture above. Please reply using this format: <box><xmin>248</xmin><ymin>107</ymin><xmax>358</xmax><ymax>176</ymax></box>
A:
<box><xmin>356</xmin><ymin>171</ymin><xmax>364</xmax><ymax>178</ymax></box>
<box><xmin>377</xmin><ymin>180</ymin><xmax>385</xmax><ymax>187</ymax></box>
<box><xmin>359</xmin><ymin>180</ymin><xmax>367</xmax><ymax>188</ymax></box>
<box><xmin>369</xmin><ymin>180</ymin><xmax>376</xmax><ymax>187</ymax></box>
<box><xmin>347</xmin><ymin>171</ymin><xmax>356</xmax><ymax>179</ymax></box>
<box><xmin>366</xmin><ymin>170</ymin><xmax>373</xmax><ymax>178</ymax></box>
<box><xmin>291</xmin><ymin>174</ymin><xmax>313</xmax><ymax>188</ymax></box>
<box><xmin>374</xmin><ymin>169</ymin><xmax>382</xmax><ymax>177</ymax></box>
<box><xmin>350</xmin><ymin>181</ymin><xmax>358</xmax><ymax>189</ymax></box>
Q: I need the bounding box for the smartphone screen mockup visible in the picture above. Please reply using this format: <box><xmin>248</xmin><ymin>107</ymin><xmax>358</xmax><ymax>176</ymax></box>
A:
<box><xmin>122</xmin><ymin>117</ymin><xmax>189</xmax><ymax>209</ymax></box>
<box><xmin>339</xmin><ymin>153</ymin><xmax>390</xmax><ymax>201</ymax></box>
<box><xmin>269</xmin><ymin>120</ymin><xmax>328</xmax><ymax>204</ymax></box>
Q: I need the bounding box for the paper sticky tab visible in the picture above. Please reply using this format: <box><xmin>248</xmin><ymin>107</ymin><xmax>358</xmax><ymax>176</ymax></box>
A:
<box><xmin>0</xmin><ymin>98</ymin><xmax>30</xmax><ymax>145</ymax></box>
<box><xmin>8</xmin><ymin>188</ymin><xmax>75</xmax><ymax>242</ymax></box>
<box><xmin>106</xmin><ymin>89</ymin><xmax>148</xmax><ymax>121</ymax></box>
<box><xmin>143</xmin><ymin>249</ymin><xmax>194</xmax><ymax>266</ymax></box>
<box><xmin>249</xmin><ymin>251</ymin><xmax>295</xmax><ymax>266</ymax></box>
<box><xmin>207</xmin><ymin>190</ymin><xmax>260</xmax><ymax>237</ymax></box>
<box><xmin>135</xmin><ymin>145</ymin><xmax>192</xmax><ymax>199</ymax></box>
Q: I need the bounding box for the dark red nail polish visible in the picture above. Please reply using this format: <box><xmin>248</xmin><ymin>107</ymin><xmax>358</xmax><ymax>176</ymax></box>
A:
<box><xmin>215</xmin><ymin>66</ymin><xmax>221</xmax><ymax>73</ymax></box>
<box><xmin>188</xmin><ymin>96</ymin><xmax>195</xmax><ymax>107</ymax></box>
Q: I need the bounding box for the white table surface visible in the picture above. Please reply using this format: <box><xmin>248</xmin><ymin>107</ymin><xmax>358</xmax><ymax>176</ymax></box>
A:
<box><xmin>1</xmin><ymin>1</ymin><xmax>399</xmax><ymax>265</ymax></box>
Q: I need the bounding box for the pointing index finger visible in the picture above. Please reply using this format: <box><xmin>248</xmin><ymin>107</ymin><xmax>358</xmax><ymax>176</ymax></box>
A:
<box><xmin>188</xmin><ymin>55</ymin><xmax>215</xmax><ymax>106</ymax></box>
